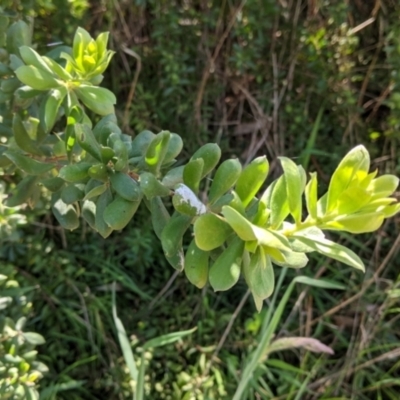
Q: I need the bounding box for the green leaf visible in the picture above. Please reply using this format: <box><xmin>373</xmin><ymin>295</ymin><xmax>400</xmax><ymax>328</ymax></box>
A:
<box><xmin>130</xmin><ymin>130</ymin><xmax>155</xmax><ymax>157</ymax></box>
<box><xmin>15</xmin><ymin>65</ymin><xmax>60</xmax><ymax>90</ymax></box>
<box><xmin>269</xmin><ymin>176</ymin><xmax>290</xmax><ymax>229</ymax></box>
<box><xmin>272</xmin><ymin>249</ymin><xmax>309</xmax><ymax>269</ymax></box>
<box><xmin>12</xmin><ymin>114</ymin><xmax>42</xmax><ymax>156</ymax></box>
<box><xmin>305</xmin><ymin>172</ymin><xmax>318</xmax><ymax>219</ymax></box>
<box><xmin>209</xmin><ymin>158</ymin><xmax>242</xmax><ymax>203</ymax></box>
<box><xmin>5</xmin><ymin>176</ymin><xmax>38</xmax><ymax>207</ymax></box>
<box><xmin>59</xmin><ymin>162</ymin><xmax>91</xmax><ymax>182</ymax></box>
<box><xmin>113</xmin><ymin>139</ymin><xmax>129</xmax><ymax>172</ymax></box>
<box><xmin>75</xmin><ymin>85</ymin><xmax>116</xmax><ymax>115</ymax></box>
<box><xmin>291</xmin><ymin>233</ymin><xmax>365</xmax><ymax>271</ymax></box>
<box><xmin>61</xmin><ymin>183</ymin><xmax>85</xmax><ymax>204</ymax></box>
<box><xmin>279</xmin><ymin>157</ymin><xmax>303</xmax><ymax>222</ymax></box>
<box><xmin>140</xmin><ymin>172</ymin><xmax>170</xmax><ymax>199</ymax></box>
<box><xmin>161</xmin><ymin>214</ymin><xmax>192</xmax><ymax>270</ymax></box>
<box><xmin>150</xmin><ymin>197</ymin><xmax>170</xmax><ymax>240</ymax></box>
<box><xmin>323</xmin><ymin>212</ymin><xmax>385</xmax><ymax>234</ymax></box>
<box><xmin>184</xmin><ymin>240</ymin><xmax>209</xmax><ymax>289</ymax></box>
<box><xmin>183</xmin><ymin>158</ymin><xmax>204</xmax><ymax>193</ymax></box>
<box><xmin>75</xmin><ymin>123</ymin><xmax>102</xmax><ymax>161</ymax></box>
<box><xmin>110</xmin><ymin>171</ymin><xmax>142</xmax><ymax>201</ymax></box>
<box><xmin>82</xmin><ymin>199</ymin><xmax>96</xmax><ymax>229</ymax></box>
<box><xmin>194</xmin><ymin>213</ymin><xmax>232</xmax><ymax>251</ymax></box>
<box><xmin>145</xmin><ymin>131</ymin><xmax>170</xmax><ymax>175</ymax></box>
<box><xmin>4</xmin><ymin>150</ymin><xmax>54</xmax><ymax>175</ymax></box>
<box><xmin>235</xmin><ymin>156</ymin><xmax>269</xmax><ymax>208</ymax></box>
<box><xmin>88</xmin><ymin>164</ymin><xmax>109</xmax><ymax>181</ymax></box>
<box><xmin>243</xmin><ymin>248</ymin><xmax>274</xmax><ymax>303</ymax></box>
<box><xmin>22</xmin><ymin>332</ymin><xmax>45</xmax><ymax>345</ymax></box>
<box><xmin>143</xmin><ymin>327</ymin><xmax>197</xmax><ymax>350</ymax></box>
<box><xmin>163</xmin><ymin>133</ymin><xmax>183</xmax><ymax>164</ymax></box>
<box><xmin>44</xmin><ymin>87</ymin><xmax>67</xmax><ymax>132</ymax></box>
<box><xmin>190</xmin><ymin>143</ymin><xmax>221</xmax><ymax>178</ymax></box>
<box><xmin>326</xmin><ymin>145</ymin><xmax>370</xmax><ymax>212</ymax></box>
<box><xmin>172</xmin><ymin>184</ymin><xmax>206</xmax><ymax>216</ymax></box>
<box><xmin>52</xmin><ymin>193</ymin><xmax>79</xmax><ymax>230</ymax></box>
<box><xmin>19</xmin><ymin>46</ymin><xmax>53</xmax><ymax>74</ymax></box>
<box><xmin>368</xmin><ymin>175</ymin><xmax>399</xmax><ymax>197</ymax></box>
<box><xmin>209</xmin><ymin>237</ymin><xmax>244</xmax><ymax>291</ymax></box>
<box><xmin>41</xmin><ymin>177</ymin><xmax>65</xmax><ymax>192</ymax></box>
<box><xmin>42</xmin><ymin>56</ymin><xmax>72</xmax><ymax>81</ymax></box>
<box><xmin>95</xmin><ymin>188</ymin><xmax>113</xmax><ymax>238</ymax></box>
<box><xmin>162</xmin><ymin>165</ymin><xmax>184</xmax><ymax>189</ymax></box>
<box><xmin>6</xmin><ymin>20</ymin><xmax>31</xmax><ymax>55</ymax></box>
<box><xmin>103</xmin><ymin>195</ymin><xmax>141</xmax><ymax>230</ymax></box>
<box><xmin>83</xmin><ymin>183</ymin><xmax>107</xmax><ymax>201</ymax></box>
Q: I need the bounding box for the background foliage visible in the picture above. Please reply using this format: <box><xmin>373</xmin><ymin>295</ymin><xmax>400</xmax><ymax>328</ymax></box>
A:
<box><xmin>1</xmin><ymin>0</ymin><xmax>400</xmax><ymax>399</ymax></box>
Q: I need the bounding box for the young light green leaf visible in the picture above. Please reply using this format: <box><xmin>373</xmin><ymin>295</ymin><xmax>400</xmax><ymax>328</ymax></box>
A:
<box><xmin>209</xmin><ymin>158</ymin><xmax>242</xmax><ymax>203</ymax></box>
<box><xmin>323</xmin><ymin>212</ymin><xmax>385</xmax><ymax>234</ymax></box>
<box><xmin>209</xmin><ymin>237</ymin><xmax>244</xmax><ymax>291</ymax></box>
<box><xmin>305</xmin><ymin>172</ymin><xmax>318</xmax><ymax>219</ymax></box>
<box><xmin>194</xmin><ymin>213</ymin><xmax>232</xmax><ymax>251</ymax></box>
<box><xmin>184</xmin><ymin>240</ymin><xmax>209</xmax><ymax>289</ymax></box>
<box><xmin>291</xmin><ymin>233</ymin><xmax>365</xmax><ymax>271</ymax></box>
<box><xmin>269</xmin><ymin>176</ymin><xmax>290</xmax><ymax>229</ymax></box>
<box><xmin>368</xmin><ymin>175</ymin><xmax>399</xmax><ymax>197</ymax></box>
<box><xmin>235</xmin><ymin>156</ymin><xmax>269</xmax><ymax>208</ymax></box>
<box><xmin>19</xmin><ymin>46</ymin><xmax>53</xmax><ymax>74</ymax></box>
<box><xmin>326</xmin><ymin>145</ymin><xmax>370</xmax><ymax>212</ymax></box>
<box><xmin>279</xmin><ymin>156</ymin><xmax>303</xmax><ymax>222</ymax></box>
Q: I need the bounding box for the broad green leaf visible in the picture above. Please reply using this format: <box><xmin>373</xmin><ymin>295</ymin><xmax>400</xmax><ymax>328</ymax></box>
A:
<box><xmin>209</xmin><ymin>158</ymin><xmax>242</xmax><ymax>203</ymax></box>
<box><xmin>130</xmin><ymin>130</ymin><xmax>155</xmax><ymax>157</ymax></box>
<box><xmin>88</xmin><ymin>164</ymin><xmax>109</xmax><ymax>181</ymax></box>
<box><xmin>272</xmin><ymin>249</ymin><xmax>309</xmax><ymax>269</ymax></box>
<box><xmin>82</xmin><ymin>199</ymin><xmax>96</xmax><ymax>229</ymax></box>
<box><xmin>163</xmin><ymin>133</ymin><xmax>183</xmax><ymax>164</ymax></box>
<box><xmin>44</xmin><ymin>87</ymin><xmax>67</xmax><ymax>132</ymax></box>
<box><xmin>143</xmin><ymin>327</ymin><xmax>197</xmax><ymax>350</ymax></box>
<box><xmin>150</xmin><ymin>197</ymin><xmax>170</xmax><ymax>240</ymax></box>
<box><xmin>235</xmin><ymin>156</ymin><xmax>269</xmax><ymax>208</ymax></box>
<box><xmin>243</xmin><ymin>247</ymin><xmax>274</xmax><ymax>301</ymax></box>
<box><xmin>22</xmin><ymin>332</ymin><xmax>45</xmax><ymax>345</ymax></box>
<box><xmin>305</xmin><ymin>172</ymin><xmax>318</xmax><ymax>219</ymax></box>
<box><xmin>83</xmin><ymin>183</ymin><xmax>107</xmax><ymax>201</ymax></box>
<box><xmin>113</xmin><ymin>139</ymin><xmax>128</xmax><ymax>171</ymax></box>
<box><xmin>75</xmin><ymin>123</ymin><xmax>102</xmax><ymax>161</ymax></box>
<box><xmin>110</xmin><ymin>171</ymin><xmax>142</xmax><ymax>201</ymax></box>
<box><xmin>19</xmin><ymin>46</ymin><xmax>53</xmax><ymax>74</ymax></box>
<box><xmin>59</xmin><ymin>162</ymin><xmax>91</xmax><ymax>182</ymax></box>
<box><xmin>269</xmin><ymin>176</ymin><xmax>290</xmax><ymax>229</ymax></box>
<box><xmin>184</xmin><ymin>240</ymin><xmax>209</xmax><ymax>289</ymax></box>
<box><xmin>61</xmin><ymin>183</ymin><xmax>85</xmax><ymax>204</ymax></box>
<box><xmin>103</xmin><ymin>195</ymin><xmax>141</xmax><ymax>230</ymax></box>
<box><xmin>140</xmin><ymin>172</ymin><xmax>171</xmax><ymax>199</ymax></box>
<box><xmin>52</xmin><ymin>193</ymin><xmax>79</xmax><ymax>230</ymax></box>
<box><xmin>161</xmin><ymin>214</ymin><xmax>192</xmax><ymax>267</ymax></box>
<box><xmin>12</xmin><ymin>114</ymin><xmax>42</xmax><ymax>156</ymax></box>
<box><xmin>5</xmin><ymin>176</ymin><xmax>38</xmax><ymax>207</ymax></box>
<box><xmin>279</xmin><ymin>157</ymin><xmax>303</xmax><ymax>222</ymax></box>
<box><xmin>323</xmin><ymin>212</ymin><xmax>385</xmax><ymax>234</ymax></box>
<box><xmin>190</xmin><ymin>143</ymin><xmax>221</xmax><ymax>178</ymax></box>
<box><xmin>162</xmin><ymin>165</ymin><xmax>184</xmax><ymax>189</ymax></box>
<box><xmin>183</xmin><ymin>158</ymin><xmax>204</xmax><ymax>193</ymax></box>
<box><xmin>6</xmin><ymin>20</ymin><xmax>31</xmax><ymax>55</ymax></box>
<box><xmin>172</xmin><ymin>184</ymin><xmax>206</xmax><ymax>216</ymax></box>
<box><xmin>42</xmin><ymin>56</ymin><xmax>72</xmax><ymax>81</ymax></box>
<box><xmin>194</xmin><ymin>213</ymin><xmax>232</xmax><ymax>251</ymax></box>
<box><xmin>291</xmin><ymin>233</ymin><xmax>365</xmax><ymax>271</ymax></box>
<box><xmin>95</xmin><ymin>188</ymin><xmax>113</xmax><ymax>238</ymax></box>
<box><xmin>15</xmin><ymin>65</ymin><xmax>60</xmax><ymax>90</ymax></box>
<box><xmin>382</xmin><ymin>203</ymin><xmax>400</xmax><ymax>218</ymax></box>
<box><xmin>336</xmin><ymin>185</ymin><xmax>372</xmax><ymax>215</ymax></box>
<box><xmin>4</xmin><ymin>150</ymin><xmax>54</xmax><ymax>175</ymax></box>
<box><xmin>209</xmin><ymin>237</ymin><xmax>244</xmax><ymax>291</ymax></box>
<box><xmin>41</xmin><ymin>177</ymin><xmax>64</xmax><ymax>192</ymax></box>
<box><xmin>252</xmin><ymin>201</ymin><xmax>270</xmax><ymax>226</ymax></box>
<box><xmin>75</xmin><ymin>85</ymin><xmax>116</xmax><ymax>115</ymax></box>
<box><xmin>326</xmin><ymin>145</ymin><xmax>370</xmax><ymax>212</ymax></box>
